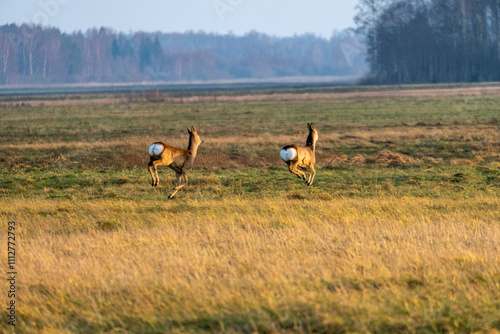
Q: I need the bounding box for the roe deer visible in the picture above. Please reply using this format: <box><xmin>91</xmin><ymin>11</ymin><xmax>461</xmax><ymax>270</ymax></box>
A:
<box><xmin>280</xmin><ymin>123</ymin><xmax>318</xmax><ymax>186</ymax></box>
<box><xmin>148</xmin><ymin>126</ymin><xmax>204</xmax><ymax>189</ymax></box>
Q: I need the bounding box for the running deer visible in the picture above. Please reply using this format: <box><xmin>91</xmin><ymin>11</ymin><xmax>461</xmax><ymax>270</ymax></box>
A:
<box><xmin>148</xmin><ymin>126</ymin><xmax>204</xmax><ymax>192</ymax></box>
<box><xmin>280</xmin><ymin>123</ymin><xmax>318</xmax><ymax>186</ymax></box>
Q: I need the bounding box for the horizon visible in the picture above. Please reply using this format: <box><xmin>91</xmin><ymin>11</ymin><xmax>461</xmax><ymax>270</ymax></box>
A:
<box><xmin>0</xmin><ymin>0</ymin><xmax>358</xmax><ymax>39</ymax></box>
<box><xmin>0</xmin><ymin>21</ymin><xmax>356</xmax><ymax>39</ymax></box>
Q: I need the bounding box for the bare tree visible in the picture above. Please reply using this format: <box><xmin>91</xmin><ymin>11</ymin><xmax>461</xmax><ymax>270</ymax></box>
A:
<box><xmin>356</xmin><ymin>0</ymin><xmax>500</xmax><ymax>84</ymax></box>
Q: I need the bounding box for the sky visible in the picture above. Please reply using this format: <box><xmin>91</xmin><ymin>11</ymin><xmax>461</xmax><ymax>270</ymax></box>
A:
<box><xmin>0</xmin><ymin>0</ymin><xmax>359</xmax><ymax>38</ymax></box>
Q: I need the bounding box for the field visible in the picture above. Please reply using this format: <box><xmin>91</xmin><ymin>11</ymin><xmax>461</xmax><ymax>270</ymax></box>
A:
<box><xmin>1</xmin><ymin>86</ymin><xmax>500</xmax><ymax>333</ymax></box>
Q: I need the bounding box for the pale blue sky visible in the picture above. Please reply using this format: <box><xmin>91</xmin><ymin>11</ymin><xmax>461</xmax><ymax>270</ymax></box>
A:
<box><xmin>0</xmin><ymin>0</ymin><xmax>358</xmax><ymax>37</ymax></box>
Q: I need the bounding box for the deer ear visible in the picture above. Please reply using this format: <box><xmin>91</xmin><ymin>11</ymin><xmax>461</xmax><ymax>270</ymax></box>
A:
<box><xmin>186</xmin><ymin>127</ymin><xmax>192</xmax><ymax>134</ymax></box>
<box><xmin>191</xmin><ymin>126</ymin><xmax>197</xmax><ymax>132</ymax></box>
<box><xmin>307</xmin><ymin>123</ymin><xmax>311</xmax><ymax>130</ymax></box>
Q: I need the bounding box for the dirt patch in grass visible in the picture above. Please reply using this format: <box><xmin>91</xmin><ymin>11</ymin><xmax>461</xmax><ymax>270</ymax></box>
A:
<box><xmin>325</xmin><ymin>151</ymin><xmax>416</xmax><ymax>166</ymax></box>
<box><xmin>372</xmin><ymin>150</ymin><xmax>413</xmax><ymax>164</ymax></box>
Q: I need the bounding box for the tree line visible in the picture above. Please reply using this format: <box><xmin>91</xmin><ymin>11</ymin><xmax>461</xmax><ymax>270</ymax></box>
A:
<box><xmin>0</xmin><ymin>24</ymin><xmax>366</xmax><ymax>85</ymax></box>
<box><xmin>356</xmin><ymin>0</ymin><xmax>500</xmax><ymax>84</ymax></box>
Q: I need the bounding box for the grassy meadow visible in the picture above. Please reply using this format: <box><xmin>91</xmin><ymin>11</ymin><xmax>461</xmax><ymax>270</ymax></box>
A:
<box><xmin>1</xmin><ymin>87</ymin><xmax>500</xmax><ymax>333</ymax></box>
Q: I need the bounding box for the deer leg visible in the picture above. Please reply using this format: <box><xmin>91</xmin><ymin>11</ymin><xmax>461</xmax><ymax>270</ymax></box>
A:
<box><xmin>290</xmin><ymin>167</ymin><xmax>307</xmax><ymax>180</ymax></box>
<box><xmin>290</xmin><ymin>161</ymin><xmax>307</xmax><ymax>180</ymax></box>
<box><xmin>182</xmin><ymin>172</ymin><xmax>188</xmax><ymax>186</ymax></box>
<box><xmin>148</xmin><ymin>160</ymin><xmax>156</xmax><ymax>187</ymax></box>
<box><xmin>149</xmin><ymin>160</ymin><xmax>161</xmax><ymax>187</ymax></box>
<box><xmin>169</xmin><ymin>173</ymin><xmax>184</xmax><ymax>198</ymax></box>
<box><xmin>153</xmin><ymin>161</ymin><xmax>161</xmax><ymax>187</ymax></box>
<box><xmin>288</xmin><ymin>164</ymin><xmax>300</xmax><ymax>178</ymax></box>
<box><xmin>307</xmin><ymin>166</ymin><xmax>316</xmax><ymax>186</ymax></box>
<box><xmin>303</xmin><ymin>169</ymin><xmax>312</xmax><ymax>184</ymax></box>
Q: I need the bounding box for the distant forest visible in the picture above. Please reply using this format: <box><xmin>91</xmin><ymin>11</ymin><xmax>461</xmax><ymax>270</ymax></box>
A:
<box><xmin>0</xmin><ymin>24</ymin><xmax>366</xmax><ymax>85</ymax></box>
<box><xmin>356</xmin><ymin>0</ymin><xmax>500</xmax><ymax>84</ymax></box>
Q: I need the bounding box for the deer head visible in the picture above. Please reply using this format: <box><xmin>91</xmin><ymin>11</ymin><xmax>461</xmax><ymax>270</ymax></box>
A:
<box><xmin>187</xmin><ymin>126</ymin><xmax>204</xmax><ymax>146</ymax></box>
<box><xmin>306</xmin><ymin>123</ymin><xmax>318</xmax><ymax>148</ymax></box>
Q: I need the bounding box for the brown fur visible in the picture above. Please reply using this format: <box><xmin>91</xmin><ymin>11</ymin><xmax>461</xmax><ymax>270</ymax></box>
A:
<box><xmin>148</xmin><ymin>126</ymin><xmax>204</xmax><ymax>187</ymax></box>
<box><xmin>282</xmin><ymin>123</ymin><xmax>318</xmax><ymax>186</ymax></box>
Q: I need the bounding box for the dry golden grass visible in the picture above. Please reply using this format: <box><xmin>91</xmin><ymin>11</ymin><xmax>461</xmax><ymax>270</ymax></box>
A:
<box><xmin>2</xmin><ymin>196</ymin><xmax>499</xmax><ymax>333</ymax></box>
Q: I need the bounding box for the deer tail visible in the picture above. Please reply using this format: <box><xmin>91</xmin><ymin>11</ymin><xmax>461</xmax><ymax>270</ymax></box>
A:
<box><xmin>149</xmin><ymin>143</ymin><xmax>164</xmax><ymax>156</ymax></box>
<box><xmin>280</xmin><ymin>145</ymin><xmax>298</xmax><ymax>162</ymax></box>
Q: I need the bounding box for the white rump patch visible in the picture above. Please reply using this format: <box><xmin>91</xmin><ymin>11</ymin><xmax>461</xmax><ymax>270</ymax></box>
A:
<box><xmin>149</xmin><ymin>143</ymin><xmax>164</xmax><ymax>156</ymax></box>
<box><xmin>280</xmin><ymin>148</ymin><xmax>297</xmax><ymax>162</ymax></box>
